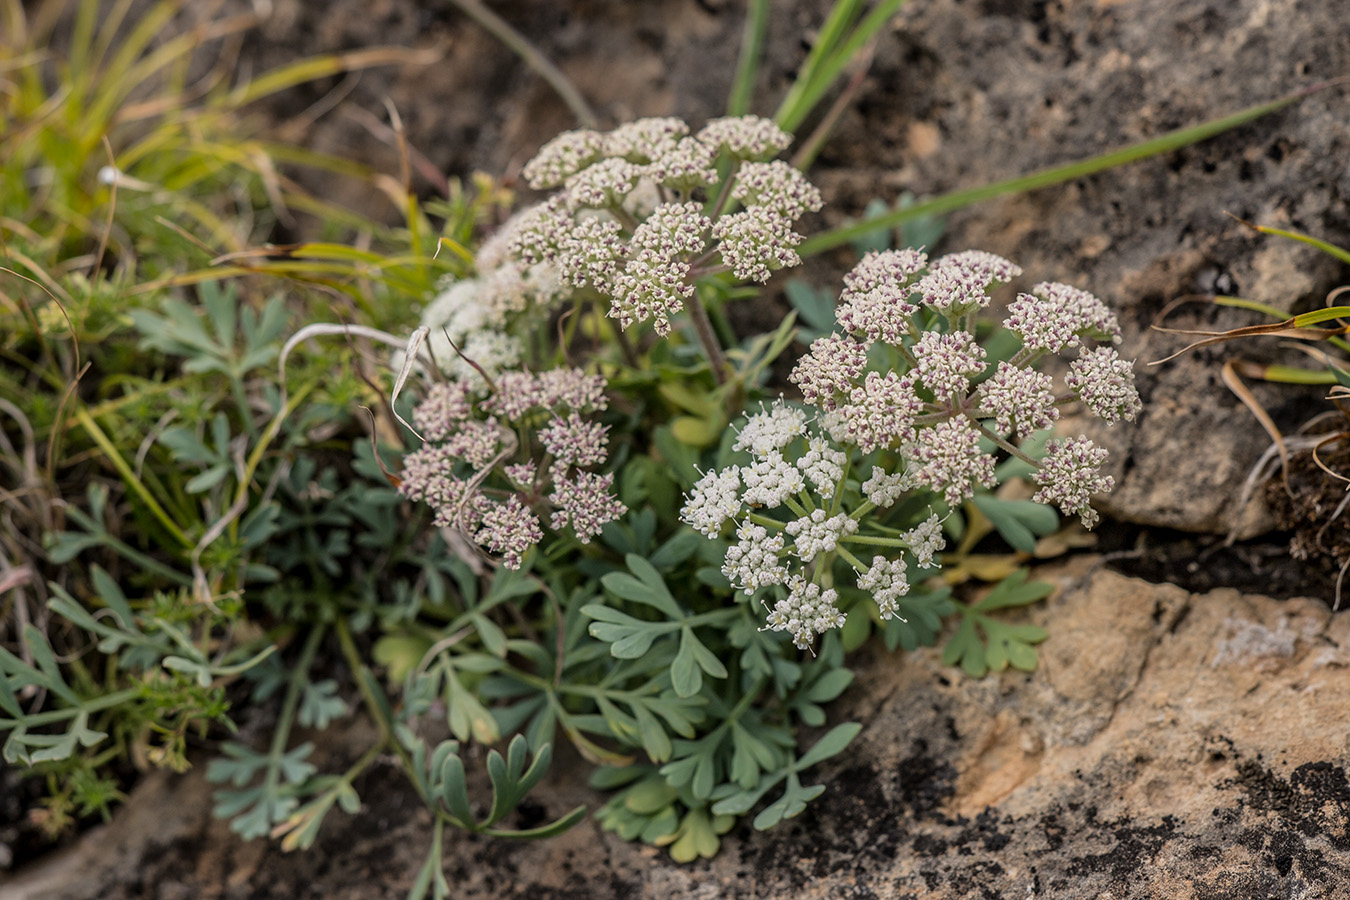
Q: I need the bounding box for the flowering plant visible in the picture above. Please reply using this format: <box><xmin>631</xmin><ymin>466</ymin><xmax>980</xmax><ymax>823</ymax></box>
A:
<box><xmin>377</xmin><ymin>115</ymin><xmax>1143</xmax><ymax>868</ymax></box>
<box><xmin>682</xmin><ymin>248</ymin><xmax>1141</xmax><ymax>649</ymax></box>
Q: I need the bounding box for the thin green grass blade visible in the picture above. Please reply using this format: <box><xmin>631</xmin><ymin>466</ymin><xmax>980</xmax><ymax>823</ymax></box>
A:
<box><xmin>227</xmin><ymin>47</ymin><xmax>442</xmax><ymax>108</ymax></box>
<box><xmin>1210</xmin><ymin>296</ymin><xmax>1350</xmax><ymax>354</ymax></box>
<box><xmin>1289</xmin><ymin>307</ymin><xmax>1350</xmax><ymax>328</ymax></box>
<box><xmin>774</xmin><ymin>0</ymin><xmax>864</xmax><ymax>131</ymax></box>
<box><xmin>727</xmin><ymin>0</ymin><xmax>771</xmax><ymax>117</ymax></box>
<box><xmin>1246</xmin><ymin>364</ymin><xmax>1339</xmax><ymax>385</ymax></box>
<box><xmin>1246</xmin><ymin>223</ymin><xmax>1350</xmax><ymax>266</ymax></box>
<box><xmin>801</xmin><ymin>83</ymin><xmax>1333</xmax><ymax>257</ymax></box>
<box><xmin>81</xmin><ymin>2</ymin><xmax>182</xmax><ymax>135</ymax></box>
<box><xmin>73</xmin><ymin>406</ymin><xmax>192</xmax><ymax>549</ymax></box>
<box><xmin>1214</xmin><ymin>295</ymin><xmax>1292</xmax><ymax>320</ymax></box>
<box><xmin>779</xmin><ymin>0</ymin><xmax>907</xmax><ymax>133</ymax></box>
<box><xmin>87</xmin><ymin>0</ymin><xmax>138</xmax><ymax>80</ymax></box>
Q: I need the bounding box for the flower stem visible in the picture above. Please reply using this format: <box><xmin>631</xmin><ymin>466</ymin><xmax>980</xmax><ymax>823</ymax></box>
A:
<box><xmin>682</xmin><ymin>291</ymin><xmax>730</xmax><ymax>385</ymax></box>
<box><xmin>972</xmin><ymin>419</ymin><xmax>1038</xmax><ymax>466</ymax></box>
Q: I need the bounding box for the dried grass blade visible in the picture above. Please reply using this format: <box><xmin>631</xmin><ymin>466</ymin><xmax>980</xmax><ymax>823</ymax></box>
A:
<box><xmin>1222</xmin><ymin>359</ymin><xmax>1289</xmax><ymax>487</ymax></box>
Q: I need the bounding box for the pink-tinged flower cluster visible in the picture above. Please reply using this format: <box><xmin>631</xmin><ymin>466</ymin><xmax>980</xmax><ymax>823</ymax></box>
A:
<box><xmin>564</xmin><ymin>158</ymin><xmax>645</xmax><ymax>210</ymax></box>
<box><xmin>696</xmin><ymin>115</ymin><xmax>792</xmax><ymax>160</ymax></box>
<box><xmin>605</xmin><ymin>117</ymin><xmax>688</xmax><ymax>162</ymax></box>
<box><xmin>713</xmin><ymin>206</ymin><xmax>804</xmax><ymax>283</ymax></box>
<box><xmin>930</xmin><ymin>249</ymin><xmax>1021</xmax><ymax>285</ymax></box>
<box><xmin>835</xmin><ymin>249</ymin><xmax>926</xmax><ymax>345</ymax></box>
<box><xmin>789</xmin><ymin>333</ymin><xmax>868</xmax><ymax>408</ymax></box>
<box><xmin>731</xmin><ymin>161</ymin><xmax>824</xmax><ymax>220</ymax></box>
<box><xmin>1004</xmin><ymin>282</ymin><xmax>1122</xmax><ymax>352</ymax></box>
<box><xmin>976</xmin><ymin>361</ymin><xmax>1059</xmax><ymax>439</ymax></box>
<box><xmin>398</xmin><ymin>366</ymin><xmax>625</xmax><ymax>569</ymax></box>
<box><xmin>513</xmin><ymin>115</ymin><xmax>818</xmax><ymax>337</ymax></box>
<box><xmin>782</xmin><ymin>248</ymin><xmax>1140</xmax><ymax>527</ymax></box>
<box><xmin>608</xmin><ymin>201</ymin><xmax>709</xmax><ymax>336</ymax></box>
<box><xmin>549</xmin><ymin>472</ymin><xmax>627</xmax><ymax>544</ymax></box>
<box><xmin>1065</xmin><ymin>346</ymin><xmax>1142</xmax><ymax>425</ymax></box>
<box><xmin>910</xmin><ymin>418</ymin><xmax>998</xmax><ymax>507</ymax></box>
<box><xmin>828</xmin><ymin>370</ymin><xmax>924</xmax><ymax>454</ymax></box>
<box><xmin>912</xmin><ymin>330</ymin><xmax>987</xmax><ymax>401</ymax></box>
<box><xmin>1031</xmin><ymin>437</ymin><xmax>1114</xmax><ymax>528</ymax></box>
<box><xmin>522</xmin><ymin>130</ymin><xmax>607</xmax><ymax>190</ymax></box>
<box><xmin>476</xmin><ymin>496</ymin><xmax>544</xmax><ymax>570</ymax></box>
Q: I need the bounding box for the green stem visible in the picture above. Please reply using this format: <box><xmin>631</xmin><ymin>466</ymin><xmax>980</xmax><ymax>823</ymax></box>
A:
<box><xmin>836</xmin><ymin>544</ymin><xmax>869</xmax><ymax>574</ymax></box>
<box><xmin>840</xmin><ymin>533</ymin><xmax>911</xmax><ymax>548</ymax></box>
<box><xmin>682</xmin><ymin>291</ymin><xmax>730</xmax><ymax>385</ymax></box>
<box><xmin>260</xmin><ymin>624</ymin><xmax>326</xmax><ymax>811</ymax></box>
<box><xmin>73</xmin><ymin>406</ymin><xmax>192</xmax><ymax>549</ymax></box>
<box><xmin>747</xmin><ymin>512</ymin><xmax>787</xmax><ymax>530</ymax></box>
<box><xmin>0</xmin><ymin>688</ymin><xmax>140</xmax><ymax>730</ymax></box>
<box><xmin>971</xmin><ymin>420</ymin><xmax>1037</xmax><ymax>466</ymax></box>
<box><xmin>335</xmin><ymin>618</ymin><xmax>416</xmax><ymax>776</ymax></box>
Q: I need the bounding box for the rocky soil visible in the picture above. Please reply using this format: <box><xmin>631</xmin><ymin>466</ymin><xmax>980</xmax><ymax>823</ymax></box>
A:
<box><xmin>6</xmin><ymin>559</ymin><xmax>1350</xmax><ymax>899</ymax></box>
<box><xmin>5</xmin><ymin>0</ymin><xmax>1350</xmax><ymax>897</ymax></box>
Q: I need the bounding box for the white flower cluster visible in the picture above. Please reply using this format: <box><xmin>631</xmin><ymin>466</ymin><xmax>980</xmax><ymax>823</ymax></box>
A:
<box><xmin>419</xmin><ymin>209</ymin><xmax>567</xmax><ymax>388</ymax></box>
<box><xmin>679</xmin><ymin>399</ymin><xmax>946</xmax><ymax>649</ymax></box>
<box><xmin>511</xmin><ymin>115</ymin><xmax>821</xmax><ymax>336</ymax></box>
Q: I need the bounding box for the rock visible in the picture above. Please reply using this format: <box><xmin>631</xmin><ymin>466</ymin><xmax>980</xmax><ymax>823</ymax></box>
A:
<box><xmin>7</xmin><ymin>558</ymin><xmax>1349</xmax><ymax>899</ymax></box>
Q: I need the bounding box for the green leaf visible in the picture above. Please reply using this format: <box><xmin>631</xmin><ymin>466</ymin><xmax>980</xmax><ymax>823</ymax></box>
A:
<box><xmin>752</xmin><ymin>772</ymin><xmax>825</xmax><ymax>830</ymax></box>
<box><xmin>297</xmin><ymin>679</ymin><xmax>348</xmax><ymax>729</ymax></box>
<box><xmin>972</xmin><ymin>495</ymin><xmax>1059</xmax><ymax>554</ymax></box>
<box><xmin>804</xmin><ymin>668</ymin><xmax>853</xmax><ymax>704</ymax></box>
<box><xmin>583</xmin><ymin>606</ymin><xmax>673</xmax><ymax>659</ymax></box>
<box><xmin>438</xmin><ymin>752</ymin><xmax>475</xmax><ymax>825</ymax></box>
<box><xmin>883</xmin><ymin>586</ymin><xmax>952</xmax><ymax>652</ymax></box>
<box><xmin>796</xmin><ymin>722</ymin><xmax>862</xmax><ymax>770</ymax></box>
<box><xmin>652</xmin><ymin>424</ymin><xmax>700</xmax><ymax>488</ymax></box>
<box><xmin>21</xmin><ymin>625</ymin><xmax>79</xmax><ymax>704</ymax></box>
<box><xmin>667</xmin><ymin>807</ymin><xmax>723</xmax><ymax>862</ymax></box>
<box><xmin>848</xmin><ymin>196</ymin><xmax>894</xmax><ymax>255</ymax></box>
<box><xmin>686</xmin><ymin>628</ymin><xmax>728</xmax><ymax>680</ymax></box>
<box><xmin>942</xmin><ymin>615</ymin><xmax>987</xmax><ymax>677</ymax></box>
<box><xmin>670</xmin><ymin>632</ymin><xmax>702</xmax><ymax>698</ymax></box>
<box><xmin>671</xmin><ymin>415</ymin><xmax>720</xmax><ymax>447</ymax></box>
<box><xmin>633</xmin><ymin>703</ymin><xmax>673</xmax><ymax>762</ymax></box>
<box><xmin>942</xmin><ymin>571</ymin><xmax>1051</xmax><ymax>677</ymax></box>
<box><xmin>974</xmin><ymin>569</ymin><xmax>1054</xmax><ymax>612</ymax></box>
<box><xmin>648</xmin><ymin>530</ymin><xmax>704</xmax><ymax>570</ymax></box>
